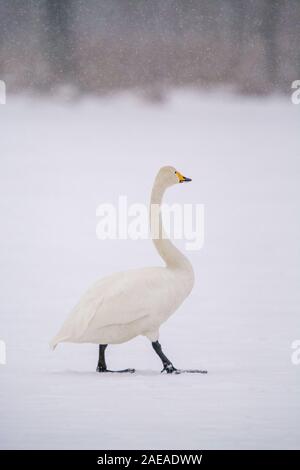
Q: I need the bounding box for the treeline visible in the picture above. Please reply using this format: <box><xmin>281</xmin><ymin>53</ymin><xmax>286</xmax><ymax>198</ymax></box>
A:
<box><xmin>0</xmin><ymin>0</ymin><xmax>299</xmax><ymax>95</ymax></box>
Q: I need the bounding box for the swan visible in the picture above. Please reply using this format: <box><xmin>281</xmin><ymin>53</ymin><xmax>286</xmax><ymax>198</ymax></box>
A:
<box><xmin>50</xmin><ymin>166</ymin><xmax>206</xmax><ymax>374</ymax></box>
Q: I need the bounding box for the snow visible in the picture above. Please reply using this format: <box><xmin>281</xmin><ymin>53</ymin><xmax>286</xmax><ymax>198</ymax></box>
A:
<box><xmin>0</xmin><ymin>90</ymin><xmax>299</xmax><ymax>449</ymax></box>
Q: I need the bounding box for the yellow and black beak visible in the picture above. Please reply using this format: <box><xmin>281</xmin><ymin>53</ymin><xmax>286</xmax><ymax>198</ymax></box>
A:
<box><xmin>175</xmin><ymin>171</ymin><xmax>192</xmax><ymax>183</ymax></box>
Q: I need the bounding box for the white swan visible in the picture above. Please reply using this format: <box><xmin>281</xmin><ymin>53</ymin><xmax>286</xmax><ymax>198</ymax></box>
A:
<box><xmin>50</xmin><ymin>166</ymin><xmax>206</xmax><ymax>374</ymax></box>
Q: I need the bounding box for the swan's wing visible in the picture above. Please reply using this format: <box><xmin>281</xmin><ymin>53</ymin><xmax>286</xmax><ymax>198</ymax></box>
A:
<box><xmin>51</xmin><ymin>267</ymin><xmax>168</xmax><ymax>346</ymax></box>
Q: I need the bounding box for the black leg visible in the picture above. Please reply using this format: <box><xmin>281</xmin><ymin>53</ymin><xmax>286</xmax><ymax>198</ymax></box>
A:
<box><xmin>152</xmin><ymin>341</ymin><xmax>177</xmax><ymax>373</ymax></box>
<box><xmin>96</xmin><ymin>344</ymin><xmax>107</xmax><ymax>372</ymax></box>
<box><xmin>151</xmin><ymin>340</ymin><xmax>208</xmax><ymax>375</ymax></box>
<box><xmin>96</xmin><ymin>344</ymin><xmax>135</xmax><ymax>374</ymax></box>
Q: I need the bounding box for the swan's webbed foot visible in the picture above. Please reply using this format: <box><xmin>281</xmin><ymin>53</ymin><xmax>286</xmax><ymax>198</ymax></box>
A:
<box><xmin>152</xmin><ymin>341</ymin><xmax>207</xmax><ymax>375</ymax></box>
<box><xmin>174</xmin><ymin>368</ymin><xmax>208</xmax><ymax>374</ymax></box>
<box><xmin>161</xmin><ymin>363</ymin><xmax>177</xmax><ymax>374</ymax></box>
<box><xmin>97</xmin><ymin>345</ymin><xmax>135</xmax><ymax>373</ymax></box>
<box><xmin>96</xmin><ymin>366</ymin><xmax>135</xmax><ymax>374</ymax></box>
<box><xmin>160</xmin><ymin>364</ymin><xmax>208</xmax><ymax>374</ymax></box>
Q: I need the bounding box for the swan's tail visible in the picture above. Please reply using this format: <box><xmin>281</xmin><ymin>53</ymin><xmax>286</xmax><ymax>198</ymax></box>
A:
<box><xmin>49</xmin><ymin>334</ymin><xmax>71</xmax><ymax>350</ymax></box>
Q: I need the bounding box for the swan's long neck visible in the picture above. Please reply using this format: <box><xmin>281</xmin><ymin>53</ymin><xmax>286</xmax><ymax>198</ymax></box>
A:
<box><xmin>150</xmin><ymin>180</ymin><xmax>193</xmax><ymax>273</ymax></box>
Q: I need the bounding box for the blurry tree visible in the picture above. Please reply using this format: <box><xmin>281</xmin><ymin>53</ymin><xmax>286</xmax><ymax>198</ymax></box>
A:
<box><xmin>44</xmin><ymin>0</ymin><xmax>76</xmax><ymax>81</ymax></box>
<box><xmin>261</xmin><ymin>0</ymin><xmax>281</xmax><ymax>87</ymax></box>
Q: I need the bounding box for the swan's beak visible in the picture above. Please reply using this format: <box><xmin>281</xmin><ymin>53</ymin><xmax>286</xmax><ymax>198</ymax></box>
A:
<box><xmin>176</xmin><ymin>171</ymin><xmax>192</xmax><ymax>183</ymax></box>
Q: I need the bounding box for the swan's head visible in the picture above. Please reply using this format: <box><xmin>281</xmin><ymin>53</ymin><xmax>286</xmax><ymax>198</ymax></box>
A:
<box><xmin>156</xmin><ymin>166</ymin><xmax>192</xmax><ymax>188</ymax></box>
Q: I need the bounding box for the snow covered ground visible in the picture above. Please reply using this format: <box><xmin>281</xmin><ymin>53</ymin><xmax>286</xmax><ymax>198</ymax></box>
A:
<box><xmin>0</xmin><ymin>90</ymin><xmax>299</xmax><ymax>449</ymax></box>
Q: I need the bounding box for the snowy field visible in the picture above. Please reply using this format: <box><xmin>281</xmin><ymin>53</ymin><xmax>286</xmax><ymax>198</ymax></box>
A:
<box><xmin>0</xmin><ymin>90</ymin><xmax>299</xmax><ymax>449</ymax></box>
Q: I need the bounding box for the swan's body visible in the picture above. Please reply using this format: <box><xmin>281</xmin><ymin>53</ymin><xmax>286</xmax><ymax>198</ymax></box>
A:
<box><xmin>50</xmin><ymin>265</ymin><xmax>193</xmax><ymax>347</ymax></box>
<box><xmin>50</xmin><ymin>166</ymin><xmax>201</xmax><ymax>374</ymax></box>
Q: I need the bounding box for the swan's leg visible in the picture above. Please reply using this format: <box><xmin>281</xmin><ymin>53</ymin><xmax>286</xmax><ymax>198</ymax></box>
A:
<box><xmin>152</xmin><ymin>341</ymin><xmax>177</xmax><ymax>373</ymax></box>
<box><xmin>151</xmin><ymin>341</ymin><xmax>208</xmax><ymax>374</ymax></box>
<box><xmin>96</xmin><ymin>344</ymin><xmax>107</xmax><ymax>372</ymax></box>
<box><xmin>96</xmin><ymin>344</ymin><xmax>135</xmax><ymax>373</ymax></box>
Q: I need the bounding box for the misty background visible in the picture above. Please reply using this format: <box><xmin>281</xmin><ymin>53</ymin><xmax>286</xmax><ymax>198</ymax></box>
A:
<box><xmin>1</xmin><ymin>0</ymin><xmax>300</xmax><ymax>97</ymax></box>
